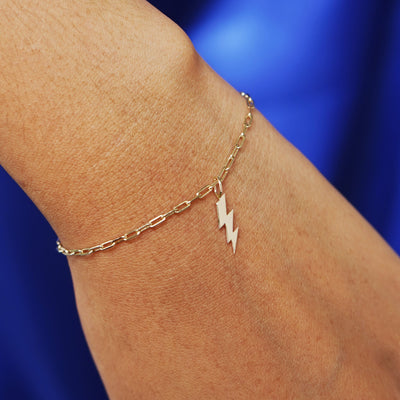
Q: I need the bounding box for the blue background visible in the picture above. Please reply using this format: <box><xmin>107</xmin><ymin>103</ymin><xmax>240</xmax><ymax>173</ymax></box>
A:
<box><xmin>1</xmin><ymin>0</ymin><xmax>399</xmax><ymax>398</ymax></box>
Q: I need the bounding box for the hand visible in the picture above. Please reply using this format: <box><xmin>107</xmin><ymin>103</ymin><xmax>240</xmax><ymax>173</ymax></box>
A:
<box><xmin>1</xmin><ymin>1</ymin><xmax>399</xmax><ymax>399</ymax></box>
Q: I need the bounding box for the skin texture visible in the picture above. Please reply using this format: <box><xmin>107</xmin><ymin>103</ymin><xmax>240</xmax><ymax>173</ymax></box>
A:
<box><xmin>1</xmin><ymin>1</ymin><xmax>400</xmax><ymax>399</ymax></box>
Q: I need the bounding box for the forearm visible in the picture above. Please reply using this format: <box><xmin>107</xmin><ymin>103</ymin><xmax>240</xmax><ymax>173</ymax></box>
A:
<box><xmin>1</xmin><ymin>1</ymin><xmax>399</xmax><ymax>399</ymax></box>
<box><xmin>0</xmin><ymin>0</ymin><xmax>200</xmax><ymax>238</ymax></box>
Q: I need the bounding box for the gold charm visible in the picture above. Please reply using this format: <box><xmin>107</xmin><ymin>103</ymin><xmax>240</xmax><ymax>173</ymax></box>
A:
<box><xmin>215</xmin><ymin>179</ymin><xmax>238</xmax><ymax>253</ymax></box>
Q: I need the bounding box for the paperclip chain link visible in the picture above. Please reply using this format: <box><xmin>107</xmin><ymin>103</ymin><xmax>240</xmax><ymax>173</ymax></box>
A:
<box><xmin>57</xmin><ymin>92</ymin><xmax>254</xmax><ymax>256</ymax></box>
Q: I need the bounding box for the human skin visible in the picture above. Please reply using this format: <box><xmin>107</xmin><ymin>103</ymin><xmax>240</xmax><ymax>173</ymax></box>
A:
<box><xmin>1</xmin><ymin>0</ymin><xmax>400</xmax><ymax>399</ymax></box>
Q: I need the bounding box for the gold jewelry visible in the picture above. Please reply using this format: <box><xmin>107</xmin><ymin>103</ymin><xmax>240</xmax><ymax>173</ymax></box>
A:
<box><xmin>57</xmin><ymin>92</ymin><xmax>254</xmax><ymax>256</ymax></box>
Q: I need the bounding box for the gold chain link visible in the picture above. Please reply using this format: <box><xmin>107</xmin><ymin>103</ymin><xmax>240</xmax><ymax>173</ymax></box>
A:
<box><xmin>57</xmin><ymin>92</ymin><xmax>254</xmax><ymax>256</ymax></box>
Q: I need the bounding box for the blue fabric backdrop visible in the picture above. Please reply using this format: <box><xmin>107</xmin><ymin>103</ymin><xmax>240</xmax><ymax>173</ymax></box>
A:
<box><xmin>1</xmin><ymin>0</ymin><xmax>398</xmax><ymax>398</ymax></box>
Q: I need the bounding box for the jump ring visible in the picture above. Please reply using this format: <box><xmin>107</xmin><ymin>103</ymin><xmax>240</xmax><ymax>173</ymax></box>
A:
<box><xmin>213</xmin><ymin>177</ymin><xmax>224</xmax><ymax>199</ymax></box>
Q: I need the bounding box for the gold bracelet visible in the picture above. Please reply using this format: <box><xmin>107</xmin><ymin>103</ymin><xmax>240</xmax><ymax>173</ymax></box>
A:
<box><xmin>57</xmin><ymin>92</ymin><xmax>254</xmax><ymax>256</ymax></box>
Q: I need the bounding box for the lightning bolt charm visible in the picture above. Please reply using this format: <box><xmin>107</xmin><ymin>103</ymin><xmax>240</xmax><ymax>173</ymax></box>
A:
<box><xmin>216</xmin><ymin>193</ymin><xmax>239</xmax><ymax>253</ymax></box>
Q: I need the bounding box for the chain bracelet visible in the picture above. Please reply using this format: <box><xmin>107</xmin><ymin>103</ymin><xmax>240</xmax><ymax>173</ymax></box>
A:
<box><xmin>56</xmin><ymin>92</ymin><xmax>254</xmax><ymax>256</ymax></box>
